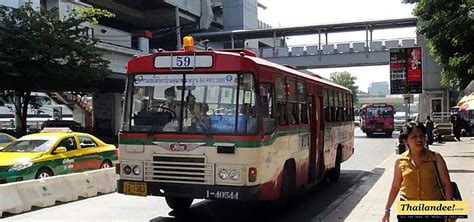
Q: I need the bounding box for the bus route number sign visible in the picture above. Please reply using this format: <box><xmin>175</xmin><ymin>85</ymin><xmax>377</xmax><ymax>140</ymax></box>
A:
<box><xmin>154</xmin><ymin>55</ymin><xmax>213</xmax><ymax>69</ymax></box>
<box><xmin>206</xmin><ymin>190</ymin><xmax>239</xmax><ymax>200</ymax></box>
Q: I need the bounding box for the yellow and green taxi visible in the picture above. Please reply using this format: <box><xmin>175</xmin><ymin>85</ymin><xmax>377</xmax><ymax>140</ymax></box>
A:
<box><xmin>0</xmin><ymin>133</ymin><xmax>16</xmax><ymax>151</ymax></box>
<box><xmin>0</xmin><ymin>129</ymin><xmax>117</xmax><ymax>183</ymax></box>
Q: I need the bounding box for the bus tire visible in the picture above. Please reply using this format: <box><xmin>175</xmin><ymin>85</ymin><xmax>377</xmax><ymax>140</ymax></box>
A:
<box><xmin>326</xmin><ymin>147</ymin><xmax>341</xmax><ymax>183</ymax></box>
<box><xmin>165</xmin><ymin>197</ymin><xmax>193</xmax><ymax>211</ymax></box>
<box><xmin>274</xmin><ymin>162</ymin><xmax>295</xmax><ymax>209</ymax></box>
<box><xmin>366</xmin><ymin>132</ymin><xmax>373</xmax><ymax>137</ymax></box>
<box><xmin>386</xmin><ymin>132</ymin><xmax>393</xmax><ymax>137</ymax></box>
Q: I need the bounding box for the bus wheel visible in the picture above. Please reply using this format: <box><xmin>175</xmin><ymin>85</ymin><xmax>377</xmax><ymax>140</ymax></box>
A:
<box><xmin>326</xmin><ymin>148</ymin><xmax>341</xmax><ymax>183</ymax></box>
<box><xmin>165</xmin><ymin>197</ymin><xmax>193</xmax><ymax>211</ymax></box>
<box><xmin>274</xmin><ymin>165</ymin><xmax>295</xmax><ymax>210</ymax></box>
<box><xmin>366</xmin><ymin>132</ymin><xmax>373</xmax><ymax>137</ymax></box>
<box><xmin>386</xmin><ymin>132</ymin><xmax>393</xmax><ymax>137</ymax></box>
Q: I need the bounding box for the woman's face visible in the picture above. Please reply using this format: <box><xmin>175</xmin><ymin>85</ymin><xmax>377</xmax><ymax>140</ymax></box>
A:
<box><xmin>404</xmin><ymin>127</ymin><xmax>426</xmax><ymax>151</ymax></box>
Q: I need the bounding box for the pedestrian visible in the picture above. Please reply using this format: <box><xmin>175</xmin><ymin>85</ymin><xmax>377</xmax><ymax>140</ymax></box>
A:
<box><xmin>452</xmin><ymin>114</ymin><xmax>462</xmax><ymax>141</ymax></box>
<box><xmin>424</xmin><ymin>116</ymin><xmax>434</xmax><ymax>145</ymax></box>
<box><xmin>382</xmin><ymin>121</ymin><xmax>453</xmax><ymax>222</ymax></box>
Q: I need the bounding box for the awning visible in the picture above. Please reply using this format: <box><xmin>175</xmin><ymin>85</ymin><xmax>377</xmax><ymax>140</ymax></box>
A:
<box><xmin>459</xmin><ymin>100</ymin><xmax>474</xmax><ymax>111</ymax></box>
<box><xmin>457</xmin><ymin>93</ymin><xmax>474</xmax><ymax>107</ymax></box>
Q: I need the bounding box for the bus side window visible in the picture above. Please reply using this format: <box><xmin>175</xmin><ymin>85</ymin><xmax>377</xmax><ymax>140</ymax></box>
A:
<box><xmin>297</xmin><ymin>81</ymin><xmax>307</xmax><ymax>124</ymax></box>
<box><xmin>275</xmin><ymin>76</ymin><xmax>289</xmax><ymax>126</ymax></box>
<box><xmin>323</xmin><ymin>88</ymin><xmax>330</xmax><ymax>122</ymax></box>
<box><xmin>343</xmin><ymin>93</ymin><xmax>348</xmax><ymax>121</ymax></box>
<box><xmin>262</xmin><ymin>85</ymin><xmax>276</xmax><ymax>134</ymax></box>
<box><xmin>287</xmin><ymin>79</ymin><xmax>297</xmax><ymax>125</ymax></box>
<box><xmin>336</xmin><ymin>91</ymin><xmax>342</xmax><ymax>122</ymax></box>
<box><xmin>300</xmin><ymin>103</ymin><xmax>308</xmax><ymax>124</ymax></box>
<box><xmin>277</xmin><ymin>102</ymin><xmax>288</xmax><ymax>126</ymax></box>
<box><xmin>328</xmin><ymin>89</ymin><xmax>336</xmax><ymax>122</ymax></box>
<box><xmin>289</xmin><ymin>103</ymin><xmax>298</xmax><ymax>125</ymax></box>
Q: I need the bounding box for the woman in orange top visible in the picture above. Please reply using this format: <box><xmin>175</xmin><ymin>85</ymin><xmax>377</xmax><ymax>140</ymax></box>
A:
<box><xmin>382</xmin><ymin>121</ymin><xmax>453</xmax><ymax>222</ymax></box>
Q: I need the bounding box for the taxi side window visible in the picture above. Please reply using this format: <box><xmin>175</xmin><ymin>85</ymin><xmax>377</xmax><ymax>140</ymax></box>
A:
<box><xmin>79</xmin><ymin>136</ymin><xmax>97</xmax><ymax>148</ymax></box>
<box><xmin>0</xmin><ymin>135</ymin><xmax>11</xmax><ymax>143</ymax></box>
<box><xmin>57</xmin><ymin>137</ymin><xmax>77</xmax><ymax>151</ymax></box>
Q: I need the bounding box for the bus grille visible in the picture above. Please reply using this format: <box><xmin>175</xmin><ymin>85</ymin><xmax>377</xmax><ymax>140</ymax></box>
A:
<box><xmin>144</xmin><ymin>155</ymin><xmax>214</xmax><ymax>185</ymax></box>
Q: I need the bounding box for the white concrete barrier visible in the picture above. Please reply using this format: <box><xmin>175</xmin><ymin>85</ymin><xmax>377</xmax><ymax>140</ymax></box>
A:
<box><xmin>0</xmin><ymin>183</ymin><xmax>23</xmax><ymax>216</ymax></box>
<box><xmin>0</xmin><ymin>168</ymin><xmax>116</xmax><ymax>217</ymax></box>
<box><xmin>84</xmin><ymin>168</ymin><xmax>117</xmax><ymax>194</ymax></box>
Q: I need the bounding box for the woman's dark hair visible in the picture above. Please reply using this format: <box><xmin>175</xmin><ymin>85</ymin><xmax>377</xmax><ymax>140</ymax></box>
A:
<box><xmin>399</xmin><ymin>121</ymin><xmax>427</xmax><ymax>141</ymax></box>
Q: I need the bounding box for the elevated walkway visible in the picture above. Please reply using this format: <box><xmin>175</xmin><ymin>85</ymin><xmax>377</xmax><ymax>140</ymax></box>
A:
<box><xmin>248</xmin><ymin>38</ymin><xmax>416</xmax><ymax>69</ymax></box>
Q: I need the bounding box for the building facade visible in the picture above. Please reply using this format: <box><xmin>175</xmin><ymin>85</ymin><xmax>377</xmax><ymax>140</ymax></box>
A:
<box><xmin>368</xmin><ymin>82</ymin><xmax>389</xmax><ymax>96</ymax></box>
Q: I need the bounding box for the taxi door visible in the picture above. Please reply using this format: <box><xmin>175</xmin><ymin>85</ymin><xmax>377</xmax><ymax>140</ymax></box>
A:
<box><xmin>76</xmin><ymin>136</ymin><xmax>102</xmax><ymax>171</ymax></box>
<box><xmin>51</xmin><ymin>136</ymin><xmax>82</xmax><ymax>174</ymax></box>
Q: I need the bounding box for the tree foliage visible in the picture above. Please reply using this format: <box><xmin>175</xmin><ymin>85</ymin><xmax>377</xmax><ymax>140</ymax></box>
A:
<box><xmin>329</xmin><ymin>71</ymin><xmax>359</xmax><ymax>104</ymax></box>
<box><xmin>413</xmin><ymin>0</ymin><xmax>474</xmax><ymax>89</ymax></box>
<box><xmin>0</xmin><ymin>3</ymin><xmax>113</xmax><ymax>135</ymax></box>
<box><xmin>0</xmin><ymin>3</ymin><xmax>113</xmax><ymax>91</ymax></box>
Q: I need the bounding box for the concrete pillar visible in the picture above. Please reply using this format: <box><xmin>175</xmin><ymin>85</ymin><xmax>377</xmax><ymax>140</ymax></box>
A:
<box><xmin>138</xmin><ymin>37</ymin><xmax>149</xmax><ymax>53</ymax></box>
<box><xmin>175</xmin><ymin>6</ymin><xmax>181</xmax><ymax>50</ymax></box>
<box><xmin>223</xmin><ymin>0</ymin><xmax>258</xmax><ymax>48</ymax></box>
<box><xmin>92</xmin><ymin>92</ymin><xmax>122</xmax><ymax>136</ymax></box>
<box><xmin>417</xmin><ymin>32</ymin><xmax>444</xmax><ymax>120</ymax></box>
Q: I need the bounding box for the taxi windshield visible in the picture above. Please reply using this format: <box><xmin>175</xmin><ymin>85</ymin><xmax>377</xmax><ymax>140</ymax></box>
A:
<box><xmin>2</xmin><ymin>140</ymin><xmax>54</xmax><ymax>153</ymax></box>
<box><xmin>126</xmin><ymin>73</ymin><xmax>258</xmax><ymax>134</ymax></box>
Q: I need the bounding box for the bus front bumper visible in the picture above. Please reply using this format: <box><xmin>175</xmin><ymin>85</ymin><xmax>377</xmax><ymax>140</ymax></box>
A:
<box><xmin>118</xmin><ymin>179</ymin><xmax>260</xmax><ymax>201</ymax></box>
<box><xmin>364</xmin><ymin>128</ymin><xmax>393</xmax><ymax>133</ymax></box>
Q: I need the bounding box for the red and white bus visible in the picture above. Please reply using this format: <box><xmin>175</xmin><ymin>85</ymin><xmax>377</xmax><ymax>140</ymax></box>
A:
<box><xmin>360</xmin><ymin>103</ymin><xmax>395</xmax><ymax>137</ymax></box>
<box><xmin>116</xmin><ymin>37</ymin><xmax>355</xmax><ymax>210</ymax></box>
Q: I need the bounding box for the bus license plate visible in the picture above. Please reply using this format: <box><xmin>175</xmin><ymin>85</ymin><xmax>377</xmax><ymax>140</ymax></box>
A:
<box><xmin>124</xmin><ymin>182</ymin><xmax>147</xmax><ymax>196</ymax></box>
<box><xmin>376</xmin><ymin>129</ymin><xmax>382</xmax><ymax>132</ymax></box>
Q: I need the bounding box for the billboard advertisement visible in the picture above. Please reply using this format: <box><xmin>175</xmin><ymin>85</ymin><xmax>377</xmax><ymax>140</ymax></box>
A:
<box><xmin>390</xmin><ymin>47</ymin><xmax>422</xmax><ymax>94</ymax></box>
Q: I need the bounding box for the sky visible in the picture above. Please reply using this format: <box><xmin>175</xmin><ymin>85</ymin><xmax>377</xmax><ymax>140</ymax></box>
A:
<box><xmin>257</xmin><ymin>0</ymin><xmax>417</xmax><ymax>92</ymax></box>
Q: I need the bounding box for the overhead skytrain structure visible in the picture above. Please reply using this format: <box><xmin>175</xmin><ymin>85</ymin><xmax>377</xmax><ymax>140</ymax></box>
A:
<box><xmin>192</xmin><ymin>17</ymin><xmax>417</xmax><ymax>44</ymax></box>
<box><xmin>191</xmin><ymin>18</ymin><xmax>418</xmax><ymax>69</ymax></box>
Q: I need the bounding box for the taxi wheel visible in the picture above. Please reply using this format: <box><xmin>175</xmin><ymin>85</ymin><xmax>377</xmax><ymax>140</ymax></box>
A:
<box><xmin>35</xmin><ymin>168</ymin><xmax>53</xmax><ymax>179</ymax></box>
<box><xmin>100</xmin><ymin>160</ymin><xmax>112</xmax><ymax>169</ymax></box>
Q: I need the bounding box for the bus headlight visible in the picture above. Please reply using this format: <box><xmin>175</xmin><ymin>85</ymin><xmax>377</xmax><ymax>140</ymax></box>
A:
<box><xmin>229</xmin><ymin>169</ymin><xmax>240</xmax><ymax>181</ymax></box>
<box><xmin>133</xmin><ymin>165</ymin><xmax>141</xmax><ymax>175</ymax></box>
<box><xmin>218</xmin><ymin>169</ymin><xmax>228</xmax><ymax>180</ymax></box>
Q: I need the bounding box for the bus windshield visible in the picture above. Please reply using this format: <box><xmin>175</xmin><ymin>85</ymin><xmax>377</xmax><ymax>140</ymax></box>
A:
<box><xmin>126</xmin><ymin>73</ymin><xmax>258</xmax><ymax>134</ymax></box>
<box><xmin>365</xmin><ymin>106</ymin><xmax>394</xmax><ymax>118</ymax></box>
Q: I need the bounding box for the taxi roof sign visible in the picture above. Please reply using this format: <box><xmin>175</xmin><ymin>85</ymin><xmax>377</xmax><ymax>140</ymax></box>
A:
<box><xmin>41</xmin><ymin>127</ymin><xmax>73</xmax><ymax>133</ymax></box>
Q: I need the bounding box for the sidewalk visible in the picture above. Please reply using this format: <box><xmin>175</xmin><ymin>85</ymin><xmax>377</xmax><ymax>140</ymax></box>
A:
<box><xmin>321</xmin><ymin>138</ymin><xmax>474</xmax><ymax>222</ymax></box>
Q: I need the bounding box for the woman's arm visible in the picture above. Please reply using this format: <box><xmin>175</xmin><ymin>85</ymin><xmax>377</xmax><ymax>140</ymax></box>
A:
<box><xmin>383</xmin><ymin>159</ymin><xmax>402</xmax><ymax>221</ymax></box>
<box><xmin>435</xmin><ymin>153</ymin><xmax>453</xmax><ymax>200</ymax></box>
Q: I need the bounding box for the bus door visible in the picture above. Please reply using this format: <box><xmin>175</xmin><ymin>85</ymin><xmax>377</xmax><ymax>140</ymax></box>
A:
<box><xmin>308</xmin><ymin>95</ymin><xmax>324</xmax><ymax>183</ymax></box>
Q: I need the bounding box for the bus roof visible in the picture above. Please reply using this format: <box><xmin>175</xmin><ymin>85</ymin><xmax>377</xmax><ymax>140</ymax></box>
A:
<box><xmin>126</xmin><ymin>49</ymin><xmax>352</xmax><ymax>93</ymax></box>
